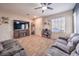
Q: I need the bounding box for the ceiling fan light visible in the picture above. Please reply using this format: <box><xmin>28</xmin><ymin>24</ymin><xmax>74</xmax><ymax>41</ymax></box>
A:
<box><xmin>42</xmin><ymin>6</ymin><xmax>47</xmax><ymax>10</ymax></box>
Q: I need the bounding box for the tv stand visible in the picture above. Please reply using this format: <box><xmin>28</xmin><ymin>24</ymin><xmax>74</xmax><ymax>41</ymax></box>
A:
<box><xmin>14</xmin><ymin>29</ymin><xmax>30</xmax><ymax>38</ymax></box>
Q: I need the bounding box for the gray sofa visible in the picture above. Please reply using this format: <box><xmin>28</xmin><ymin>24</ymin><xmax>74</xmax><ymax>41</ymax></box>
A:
<box><xmin>47</xmin><ymin>33</ymin><xmax>79</xmax><ymax>56</ymax></box>
<box><xmin>0</xmin><ymin>39</ymin><xmax>26</xmax><ymax>56</ymax></box>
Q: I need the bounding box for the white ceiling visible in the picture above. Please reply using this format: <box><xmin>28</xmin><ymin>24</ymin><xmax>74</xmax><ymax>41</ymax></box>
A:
<box><xmin>0</xmin><ymin>3</ymin><xmax>75</xmax><ymax>17</ymax></box>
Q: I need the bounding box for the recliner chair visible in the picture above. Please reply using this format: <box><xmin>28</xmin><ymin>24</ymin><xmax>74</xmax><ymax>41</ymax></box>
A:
<box><xmin>47</xmin><ymin>33</ymin><xmax>79</xmax><ymax>56</ymax></box>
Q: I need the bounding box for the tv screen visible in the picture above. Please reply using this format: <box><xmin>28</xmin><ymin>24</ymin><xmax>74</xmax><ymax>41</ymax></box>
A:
<box><xmin>14</xmin><ymin>21</ymin><xmax>26</xmax><ymax>30</ymax></box>
<box><xmin>14</xmin><ymin>22</ymin><xmax>21</xmax><ymax>29</ymax></box>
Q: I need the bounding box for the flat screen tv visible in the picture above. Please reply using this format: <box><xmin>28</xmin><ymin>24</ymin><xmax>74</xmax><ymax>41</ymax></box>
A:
<box><xmin>14</xmin><ymin>20</ymin><xmax>29</xmax><ymax>30</ymax></box>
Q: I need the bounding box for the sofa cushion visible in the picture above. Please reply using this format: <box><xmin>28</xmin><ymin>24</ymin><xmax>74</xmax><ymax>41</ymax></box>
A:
<box><xmin>0</xmin><ymin>40</ymin><xmax>26</xmax><ymax>56</ymax></box>
<box><xmin>0</xmin><ymin>48</ymin><xmax>24</xmax><ymax>56</ymax></box>
<box><xmin>67</xmin><ymin>41</ymin><xmax>75</xmax><ymax>52</ymax></box>
<box><xmin>70</xmin><ymin>43</ymin><xmax>79</xmax><ymax>56</ymax></box>
<box><xmin>1</xmin><ymin>40</ymin><xmax>16</xmax><ymax>50</ymax></box>
<box><xmin>14</xmin><ymin>50</ymin><xmax>26</xmax><ymax>56</ymax></box>
<box><xmin>59</xmin><ymin>37</ymin><xmax>68</xmax><ymax>41</ymax></box>
<box><xmin>57</xmin><ymin>38</ymin><xmax>68</xmax><ymax>45</ymax></box>
<box><xmin>53</xmin><ymin>42</ymin><xmax>69</xmax><ymax>53</ymax></box>
<box><xmin>47</xmin><ymin>47</ymin><xmax>69</xmax><ymax>56</ymax></box>
<box><xmin>71</xmin><ymin>36</ymin><xmax>79</xmax><ymax>45</ymax></box>
<box><xmin>70</xmin><ymin>50</ymin><xmax>79</xmax><ymax>56</ymax></box>
<box><xmin>68</xmin><ymin>33</ymin><xmax>75</xmax><ymax>41</ymax></box>
<box><xmin>68</xmin><ymin>33</ymin><xmax>79</xmax><ymax>42</ymax></box>
<box><xmin>67</xmin><ymin>34</ymin><xmax>79</xmax><ymax>53</ymax></box>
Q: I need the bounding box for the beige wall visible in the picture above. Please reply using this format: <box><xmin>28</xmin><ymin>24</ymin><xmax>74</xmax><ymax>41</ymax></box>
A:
<box><xmin>35</xmin><ymin>18</ymin><xmax>42</xmax><ymax>36</ymax></box>
<box><xmin>0</xmin><ymin>11</ymin><xmax>32</xmax><ymax>42</ymax></box>
<box><xmin>43</xmin><ymin>10</ymin><xmax>73</xmax><ymax>39</ymax></box>
<box><xmin>0</xmin><ymin>20</ymin><xmax>13</xmax><ymax>42</ymax></box>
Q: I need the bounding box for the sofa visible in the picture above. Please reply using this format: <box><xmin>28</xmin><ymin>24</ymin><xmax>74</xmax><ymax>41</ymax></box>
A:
<box><xmin>47</xmin><ymin>33</ymin><xmax>79</xmax><ymax>56</ymax></box>
<box><xmin>0</xmin><ymin>39</ymin><xmax>26</xmax><ymax>56</ymax></box>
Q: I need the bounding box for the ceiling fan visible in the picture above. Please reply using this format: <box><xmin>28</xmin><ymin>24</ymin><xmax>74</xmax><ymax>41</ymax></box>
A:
<box><xmin>34</xmin><ymin>3</ymin><xmax>53</xmax><ymax>13</ymax></box>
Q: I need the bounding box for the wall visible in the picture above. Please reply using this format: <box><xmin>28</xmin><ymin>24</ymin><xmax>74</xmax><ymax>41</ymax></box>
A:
<box><xmin>35</xmin><ymin>18</ymin><xmax>42</xmax><ymax>36</ymax></box>
<box><xmin>0</xmin><ymin>20</ymin><xmax>13</xmax><ymax>42</ymax></box>
<box><xmin>0</xmin><ymin>10</ymin><xmax>32</xmax><ymax>42</ymax></box>
<box><xmin>43</xmin><ymin>10</ymin><xmax>73</xmax><ymax>39</ymax></box>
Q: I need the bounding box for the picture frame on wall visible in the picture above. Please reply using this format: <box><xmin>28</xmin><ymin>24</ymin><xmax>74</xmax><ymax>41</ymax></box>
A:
<box><xmin>0</xmin><ymin>16</ymin><xmax>9</xmax><ymax>25</ymax></box>
<box><xmin>1</xmin><ymin>17</ymin><xmax>9</xmax><ymax>24</ymax></box>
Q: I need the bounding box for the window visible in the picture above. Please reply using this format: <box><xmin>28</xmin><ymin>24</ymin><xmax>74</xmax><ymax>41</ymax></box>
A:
<box><xmin>51</xmin><ymin>17</ymin><xmax>65</xmax><ymax>32</ymax></box>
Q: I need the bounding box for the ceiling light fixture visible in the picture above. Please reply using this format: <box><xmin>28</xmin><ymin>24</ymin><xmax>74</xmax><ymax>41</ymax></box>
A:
<box><xmin>42</xmin><ymin>6</ymin><xmax>47</xmax><ymax>10</ymax></box>
<box><xmin>34</xmin><ymin>3</ymin><xmax>53</xmax><ymax>13</ymax></box>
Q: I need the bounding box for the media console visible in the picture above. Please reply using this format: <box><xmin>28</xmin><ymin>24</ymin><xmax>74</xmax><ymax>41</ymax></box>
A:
<box><xmin>13</xmin><ymin>20</ymin><xmax>30</xmax><ymax>39</ymax></box>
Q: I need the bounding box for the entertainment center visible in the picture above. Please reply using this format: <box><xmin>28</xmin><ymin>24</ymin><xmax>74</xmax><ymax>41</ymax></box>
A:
<box><xmin>13</xmin><ymin>20</ymin><xmax>30</xmax><ymax>38</ymax></box>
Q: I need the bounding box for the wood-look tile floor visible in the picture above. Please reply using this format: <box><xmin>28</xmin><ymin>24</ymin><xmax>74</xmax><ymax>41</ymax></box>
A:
<box><xmin>16</xmin><ymin>35</ymin><xmax>54</xmax><ymax>56</ymax></box>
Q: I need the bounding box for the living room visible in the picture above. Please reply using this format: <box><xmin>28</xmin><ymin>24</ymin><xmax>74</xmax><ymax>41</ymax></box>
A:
<box><xmin>0</xmin><ymin>3</ymin><xmax>79</xmax><ymax>56</ymax></box>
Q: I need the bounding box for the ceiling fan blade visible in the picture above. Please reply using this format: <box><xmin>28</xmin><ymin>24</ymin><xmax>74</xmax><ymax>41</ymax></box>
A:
<box><xmin>47</xmin><ymin>7</ymin><xmax>53</xmax><ymax>10</ymax></box>
<box><xmin>43</xmin><ymin>3</ymin><xmax>47</xmax><ymax>5</ymax></box>
<box><xmin>48</xmin><ymin>3</ymin><xmax>52</xmax><ymax>5</ymax></box>
<box><xmin>34</xmin><ymin>7</ymin><xmax>42</xmax><ymax>9</ymax></box>
<box><xmin>41</xmin><ymin>3</ymin><xmax>46</xmax><ymax>5</ymax></box>
<box><xmin>42</xmin><ymin>10</ymin><xmax>44</xmax><ymax>13</ymax></box>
